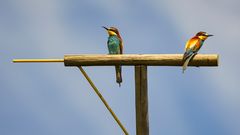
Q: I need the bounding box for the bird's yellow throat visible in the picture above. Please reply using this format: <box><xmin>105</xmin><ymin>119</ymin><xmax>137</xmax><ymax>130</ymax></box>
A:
<box><xmin>198</xmin><ymin>35</ymin><xmax>208</xmax><ymax>40</ymax></box>
<box><xmin>108</xmin><ymin>31</ymin><xmax>117</xmax><ymax>36</ymax></box>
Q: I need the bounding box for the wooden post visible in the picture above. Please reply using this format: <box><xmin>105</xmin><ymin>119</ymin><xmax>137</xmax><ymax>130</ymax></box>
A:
<box><xmin>135</xmin><ymin>65</ymin><xmax>149</xmax><ymax>135</ymax></box>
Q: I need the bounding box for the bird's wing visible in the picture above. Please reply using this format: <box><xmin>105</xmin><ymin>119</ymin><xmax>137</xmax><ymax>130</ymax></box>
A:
<box><xmin>116</xmin><ymin>36</ymin><xmax>123</xmax><ymax>54</ymax></box>
<box><xmin>119</xmin><ymin>39</ymin><xmax>123</xmax><ymax>54</ymax></box>
<box><xmin>183</xmin><ymin>37</ymin><xmax>201</xmax><ymax>61</ymax></box>
<box><xmin>185</xmin><ymin>37</ymin><xmax>200</xmax><ymax>52</ymax></box>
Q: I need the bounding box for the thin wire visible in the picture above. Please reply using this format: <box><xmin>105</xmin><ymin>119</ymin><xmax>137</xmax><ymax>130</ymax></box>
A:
<box><xmin>78</xmin><ymin>66</ymin><xmax>129</xmax><ymax>135</ymax></box>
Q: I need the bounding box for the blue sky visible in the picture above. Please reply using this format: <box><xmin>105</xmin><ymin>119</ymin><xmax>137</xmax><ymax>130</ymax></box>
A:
<box><xmin>1</xmin><ymin>0</ymin><xmax>240</xmax><ymax>135</ymax></box>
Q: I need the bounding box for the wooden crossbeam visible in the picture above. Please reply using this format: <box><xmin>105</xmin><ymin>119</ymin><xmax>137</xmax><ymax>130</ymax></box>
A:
<box><xmin>64</xmin><ymin>54</ymin><xmax>218</xmax><ymax>66</ymax></box>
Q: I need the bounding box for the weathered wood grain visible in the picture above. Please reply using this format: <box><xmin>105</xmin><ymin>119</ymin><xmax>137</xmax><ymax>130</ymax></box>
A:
<box><xmin>135</xmin><ymin>65</ymin><xmax>149</xmax><ymax>135</ymax></box>
<box><xmin>64</xmin><ymin>54</ymin><xmax>219</xmax><ymax>66</ymax></box>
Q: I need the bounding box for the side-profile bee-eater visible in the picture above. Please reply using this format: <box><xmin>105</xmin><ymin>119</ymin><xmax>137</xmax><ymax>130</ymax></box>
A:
<box><xmin>103</xmin><ymin>26</ymin><xmax>123</xmax><ymax>86</ymax></box>
<box><xmin>182</xmin><ymin>31</ymin><xmax>213</xmax><ymax>73</ymax></box>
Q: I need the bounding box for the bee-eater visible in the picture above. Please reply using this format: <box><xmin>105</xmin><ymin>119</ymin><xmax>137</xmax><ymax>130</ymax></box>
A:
<box><xmin>182</xmin><ymin>31</ymin><xmax>213</xmax><ymax>73</ymax></box>
<box><xmin>103</xmin><ymin>26</ymin><xmax>123</xmax><ymax>86</ymax></box>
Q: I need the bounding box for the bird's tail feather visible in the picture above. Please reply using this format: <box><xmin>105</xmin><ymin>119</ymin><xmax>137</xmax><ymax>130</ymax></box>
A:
<box><xmin>182</xmin><ymin>54</ymin><xmax>195</xmax><ymax>73</ymax></box>
<box><xmin>115</xmin><ymin>66</ymin><xmax>122</xmax><ymax>87</ymax></box>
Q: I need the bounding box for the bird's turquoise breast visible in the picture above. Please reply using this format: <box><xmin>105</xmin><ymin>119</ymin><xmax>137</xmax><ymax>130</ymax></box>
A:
<box><xmin>107</xmin><ymin>36</ymin><xmax>120</xmax><ymax>54</ymax></box>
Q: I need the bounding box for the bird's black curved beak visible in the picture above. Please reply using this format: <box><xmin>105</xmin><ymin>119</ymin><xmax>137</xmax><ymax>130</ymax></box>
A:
<box><xmin>102</xmin><ymin>26</ymin><xmax>108</xmax><ymax>31</ymax></box>
<box><xmin>207</xmin><ymin>34</ymin><xmax>214</xmax><ymax>37</ymax></box>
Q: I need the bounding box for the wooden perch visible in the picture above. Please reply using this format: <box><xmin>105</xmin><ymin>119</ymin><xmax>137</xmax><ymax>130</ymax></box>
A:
<box><xmin>64</xmin><ymin>54</ymin><xmax>218</xmax><ymax>66</ymax></box>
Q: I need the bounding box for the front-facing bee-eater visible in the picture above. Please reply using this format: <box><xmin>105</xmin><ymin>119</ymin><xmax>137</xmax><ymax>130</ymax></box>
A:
<box><xmin>182</xmin><ymin>31</ymin><xmax>213</xmax><ymax>73</ymax></box>
<box><xmin>103</xmin><ymin>26</ymin><xmax>123</xmax><ymax>87</ymax></box>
